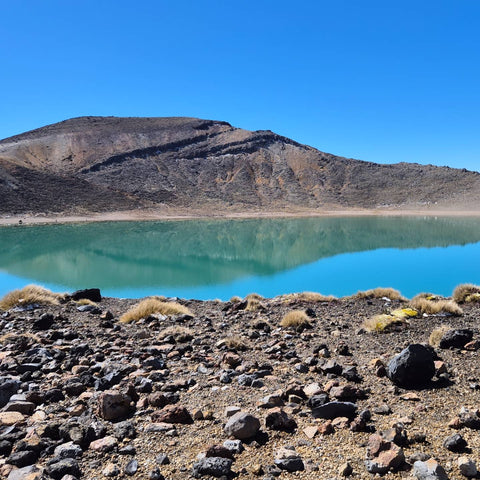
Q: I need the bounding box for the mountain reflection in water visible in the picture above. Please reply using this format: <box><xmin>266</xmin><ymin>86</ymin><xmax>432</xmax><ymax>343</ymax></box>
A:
<box><xmin>1</xmin><ymin>216</ymin><xmax>479</xmax><ymax>299</ymax></box>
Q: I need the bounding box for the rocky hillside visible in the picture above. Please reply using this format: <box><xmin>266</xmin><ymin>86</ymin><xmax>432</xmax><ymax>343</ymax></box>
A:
<box><xmin>0</xmin><ymin>116</ymin><xmax>479</xmax><ymax>215</ymax></box>
<box><xmin>1</xmin><ymin>288</ymin><xmax>480</xmax><ymax>479</ymax></box>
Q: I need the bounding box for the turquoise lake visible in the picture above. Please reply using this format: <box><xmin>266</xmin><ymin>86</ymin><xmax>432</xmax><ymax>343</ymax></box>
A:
<box><xmin>0</xmin><ymin>216</ymin><xmax>479</xmax><ymax>300</ymax></box>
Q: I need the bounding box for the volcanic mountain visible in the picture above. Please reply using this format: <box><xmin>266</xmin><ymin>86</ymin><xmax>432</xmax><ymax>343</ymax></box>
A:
<box><xmin>0</xmin><ymin>116</ymin><xmax>479</xmax><ymax>215</ymax></box>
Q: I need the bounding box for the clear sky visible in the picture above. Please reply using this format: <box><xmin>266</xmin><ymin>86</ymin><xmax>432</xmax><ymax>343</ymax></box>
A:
<box><xmin>1</xmin><ymin>0</ymin><xmax>479</xmax><ymax>171</ymax></box>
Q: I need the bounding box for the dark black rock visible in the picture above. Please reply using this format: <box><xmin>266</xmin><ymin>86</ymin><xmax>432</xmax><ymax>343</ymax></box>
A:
<box><xmin>387</xmin><ymin>344</ymin><xmax>435</xmax><ymax>388</ymax></box>
<box><xmin>444</xmin><ymin>433</ymin><xmax>468</xmax><ymax>452</ymax></box>
<box><xmin>32</xmin><ymin>313</ymin><xmax>55</xmax><ymax>330</ymax></box>
<box><xmin>0</xmin><ymin>439</ymin><xmax>12</xmax><ymax>456</ymax></box>
<box><xmin>71</xmin><ymin>288</ymin><xmax>101</xmax><ymax>302</ymax></box>
<box><xmin>311</xmin><ymin>401</ymin><xmax>357</xmax><ymax>419</ymax></box>
<box><xmin>7</xmin><ymin>449</ymin><xmax>38</xmax><ymax>467</ymax></box>
<box><xmin>307</xmin><ymin>394</ymin><xmax>329</xmax><ymax>409</ymax></box>
<box><xmin>274</xmin><ymin>457</ymin><xmax>305</xmax><ymax>472</ymax></box>
<box><xmin>192</xmin><ymin>457</ymin><xmax>233</xmax><ymax>478</ymax></box>
<box><xmin>149</xmin><ymin>468</ymin><xmax>165</xmax><ymax>480</ymax></box>
<box><xmin>0</xmin><ymin>378</ymin><xmax>21</xmax><ymax>407</ymax></box>
<box><xmin>114</xmin><ymin>421</ymin><xmax>137</xmax><ymax>441</ymax></box>
<box><xmin>46</xmin><ymin>458</ymin><xmax>81</xmax><ymax>480</ymax></box>
<box><xmin>439</xmin><ymin>329</ymin><xmax>473</xmax><ymax>349</ymax></box>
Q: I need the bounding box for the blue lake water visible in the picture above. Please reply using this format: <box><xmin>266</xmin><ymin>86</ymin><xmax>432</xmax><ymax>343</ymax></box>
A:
<box><xmin>0</xmin><ymin>216</ymin><xmax>479</xmax><ymax>300</ymax></box>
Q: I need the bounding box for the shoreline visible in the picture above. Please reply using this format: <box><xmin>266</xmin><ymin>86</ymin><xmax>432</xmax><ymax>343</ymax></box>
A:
<box><xmin>1</xmin><ymin>207</ymin><xmax>480</xmax><ymax>226</ymax></box>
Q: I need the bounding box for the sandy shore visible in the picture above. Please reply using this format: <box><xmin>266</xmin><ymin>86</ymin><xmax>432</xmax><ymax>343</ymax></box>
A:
<box><xmin>1</xmin><ymin>206</ymin><xmax>480</xmax><ymax>226</ymax></box>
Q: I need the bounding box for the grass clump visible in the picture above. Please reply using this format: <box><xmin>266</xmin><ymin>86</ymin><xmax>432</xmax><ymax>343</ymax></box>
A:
<box><xmin>0</xmin><ymin>332</ymin><xmax>41</xmax><ymax>351</ymax></box>
<box><xmin>0</xmin><ymin>285</ymin><xmax>63</xmax><ymax>310</ymax></box>
<box><xmin>158</xmin><ymin>326</ymin><xmax>193</xmax><ymax>343</ymax></box>
<box><xmin>120</xmin><ymin>298</ymin><xmax>192</xmax><ymax>324</ymax></box>
<box><xmin>223</xmin><ymin>336</ymin><xmax>249</xmax><ymax>351</ymax></box>
<box><xmin>280</xmin><ymin>310</ymin><xmax>311</xmax><ymax>330</ymax></box>
<box><xmin>75</xmin><ymin>299</ymin><xmax>98</xmax><ymax>306</ymax></box>
<box><xmin>363</xmin><ymin>314</ymin><xmax>406</xmax><ymax>333</ymax></box>
<box><xmin>453</xmin><ymin>284</ymin><xmax>480</xmax><ymax>303</ymax></box>
<box><xmin>429</xmin><ymin>325</ymin><xmax>450</xmax><ymax>347</ymax></box>
<box><xmin>390</xmin><ymin>308</ymin><xmax>418</xmax><ymax>319</ymax></box>
<box><xmin>295</xmin><ymin>292</ymin><xmax>337</xmax><ymax>302</ymax></box>
<box><xmin>354</xmin><ymin>287</ymin><xmax>404</xmax><ymax>301</ymax></box>
<box><xmin>230</xmin><ymin>296</ymin><xmax>242</xmax><ymax>303</ymax></box>
<box><xmin>410</xmin><ymin>295</ymin><xmax>463</xmax><ymax>316</ymax></box>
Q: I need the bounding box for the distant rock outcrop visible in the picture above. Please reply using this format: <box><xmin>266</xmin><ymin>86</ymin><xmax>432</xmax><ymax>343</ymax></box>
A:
<box><xmin>0</xmin><ymin>116</ymin><xmax>479</xmax><ymax>215</ymax></box>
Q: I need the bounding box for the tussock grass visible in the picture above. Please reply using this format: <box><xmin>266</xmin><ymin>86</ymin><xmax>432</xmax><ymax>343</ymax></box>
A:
<box><xmin>410</xmin><ymin>296</ymin><xmax>463</xmax><ymax>316</ymax></box>
<box><xmin>363</xmin><ymin>314</ymin><xmax>406</xmax><ymax>333</ymax></box>
<box><xmin>453</xmin><ymin>284</ymin><xmax>480</xmax><ymax>303</ymax></box>
<box><xmin>0</xmin><ymin>332</ymin><xmax>41</xmax><ymax>350</ymax></box>
<box><xmin>294</xmin><ymin>292</ymin><xmax>337</xmax><ymax>302</ymax></box>
<box><xmin>230</xmin><ymin>296</ymin><xmax>242</xmax><ymax>303</ymax></box>
<box><xmin>158</xmin><ymin>326</ymin><xmax>193</xmax><ymax>343</ymax></box>
<box><xmin>390</xmin><ymin>308</ymin><xmax>418</xmax><ymax>319</ymax></box>
<box><xmin>223</xmin><ymin>336</ymin><xmax>249</xmax><ymax>351</ymax></box>
<box><xmin>120</xmin><ymin>298</ymin><xmax>192</xmax><ymax>323</ymax></box>
<box><xmin>280</xmin><ymin>310</ymin><xmax>311</xmax><ymax>330</ymax></box>
<box><xmin>245</xmin><ymin>298</ymin><xmax>262</xmax><ymax>312</ymax></box>
<box><xmin>245</xmin><ymin>293</ymin><xmax>264</xmax><ymax>301</ymax></box>
<box><xmin>75</xmin><ymin>299</ymin><xmax>98</xmax><ymax>306</ymax></box>
<box><xmin>354</xmin><ymin>287</ymin><xmax>404</xmax><ymax>301</ymax></box>
<box><xmin>0</xmin><ymin>285</ymin><xmax>63</xmax><ymax>310</ymax></box>
<box><xmin>429</xmin><ymin>325</ymin><xmax>450</xmax><ymax>347</ymax></box>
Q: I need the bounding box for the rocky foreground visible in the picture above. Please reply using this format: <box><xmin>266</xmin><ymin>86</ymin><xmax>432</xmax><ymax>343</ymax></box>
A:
<box><xmin>1</xmin><ymin>289</ymin><xmax>480</xmax><ymax>480</ymax></box>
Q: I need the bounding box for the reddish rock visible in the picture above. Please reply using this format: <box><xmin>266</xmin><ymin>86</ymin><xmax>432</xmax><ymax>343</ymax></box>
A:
<box><xmin>152</xmin><ymin>405</ymin><xmax>193</xmax><ymax>424</ymax></box>
<box><xmin>205</xmin><ymin>444</ymin><xmax>234</xmax><ymax>460</ymax></box>
<box><xmin>265</xmin><ymin>407</ymin><xmax>297</xmax><ymax>431</ymax></box>
<box><xmin>97</xmin><ymin>391</ymin><xmax>132</xmax><ymax>421</ymax></box>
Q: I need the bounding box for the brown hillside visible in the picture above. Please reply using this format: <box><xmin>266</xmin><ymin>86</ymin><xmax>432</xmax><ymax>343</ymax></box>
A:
<box><xmin>0</xmin><ymin>116</ymin><xmax>479</xmax><ymax>215</ymax></box>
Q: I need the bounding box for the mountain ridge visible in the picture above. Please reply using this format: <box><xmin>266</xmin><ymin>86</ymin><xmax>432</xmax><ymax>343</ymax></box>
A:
<box><xmin>0</xmin><ymin>116</ymin><xmax>479</xmax><ymax>215</ymax></box>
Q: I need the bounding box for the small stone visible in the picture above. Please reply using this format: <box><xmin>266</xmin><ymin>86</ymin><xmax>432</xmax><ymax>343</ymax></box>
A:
<box><xmin>89</xmin><ymin>435</ymin><xmax>118</xmax><ymax>453</ymax></box>
<box><xmin>274</xmin><ymin>446</ymin><xmax>304</xmax><ymax>472</ymax></box>
<box><xmin>125</xmin><ymin>459</ymin><xmax>138</xmax><ymax>476</ymax></box>
<box><xmin>192</xmin><ymin>457</ymin><xmax>233</xmax><ymax>478</ymax></box>
<box><xmin>311</xmin><ymin>401</ymin><xmax>357</xmax><ymax>419</ymax></box>
<box><xmin>265</xmin><ymin>407</ymin><xmax>297</xmax><ymax>431</ymax></box>
<box><xmin>97</xmin><ymin>391</ymin><xmax>132</xmax><ymax>421</ymax></box>
<box><xmin>224</xmin><ymin>406</ymin><xmax>241</xmax><ymax>417</ymax></box>
<box><xmin>223</xmin><ymin>439</ymin><xmax>243</xmax><ymax>454</ymax></box>
<box><xmin>0</xmin><ymin>411</ymin><xmax>25</xmax><ymax>426</ymax></box>
<box><xmin>224</xmin><ymin>412</ymin><xmax>260</xmax><ymax>439</ymax></box>
<box><xmin>7</xmin><ymin>465</ymin><xmax>44</xmax><ymax>480</ymax></box>
<box><xmin>412</xmin><ymin>458</ymin><xmax>449</xmax><ymax>480</ymax></box>
<box><xmin>45</xmin><ymin>459</ymin><xmax>80</xmax><ymax>480</ymax></box>
<box><xmin>303</xmin><ymin>425</ymin><xmax>318</xmax><ymax>438</ymax></box>
<box><xmin>458</xmin><ymin>456</ymin><xmax>477</xmax><ymax>477</ymax></box>
<box><xmin>152</xmin><ymin>405</ymin><xmax>193</xmax><ymax>424</ymax></box>
<box><xmin>444</xmin><ymin>433</ymin><xmax>467</xmax><ymax>452</ymax></box>
<box><xmin>439</xmin><ymin>329</ymin><xmax>473</xmax><ymax>349</ymax></box>
<box><xmin>7</xmin><ymin>450</ymin><xmax>38</xmax><ymax>468</ymax></box>
<box><xmin>339</xmin><ymin>461</ymin><xmax>353</xmax><ymax>476</ymax></box>
<box><xmin>54</xmin><ymin>441</ymin><xmax>83</xmax><ymax>459</ymax></box>
<box><xmin>103</xmin><ymin>462</ymin><xmax>120</xmax><ymax>477</ymax></box>
<box><xmin>156</xmin><ymin>453</ymin><xmax>170</xmax><ymax>465</ymax></box>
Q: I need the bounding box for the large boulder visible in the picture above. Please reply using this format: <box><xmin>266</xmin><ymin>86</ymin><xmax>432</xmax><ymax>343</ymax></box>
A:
<box><xmin>224</xmin><ymin>412</ymin><xmax>260</xmax><ymax>440</ymax></box>
<box><xmin>387</xmin><ymin>344</ymin><xmax>435</xmax><ymax>388</ymax></box>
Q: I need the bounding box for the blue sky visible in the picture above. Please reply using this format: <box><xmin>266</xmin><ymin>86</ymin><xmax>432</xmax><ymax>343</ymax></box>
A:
<box><xmin>1</xmin><ymin>0</ymin><xmax>479</xmax><ymax>171</ymax></box>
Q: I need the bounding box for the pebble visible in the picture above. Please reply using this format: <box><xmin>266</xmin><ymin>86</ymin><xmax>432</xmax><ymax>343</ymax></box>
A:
<box><xmin>224</xmin><ymin>411</ymin><xmax>260</xmax><ymax>439</ymax></box>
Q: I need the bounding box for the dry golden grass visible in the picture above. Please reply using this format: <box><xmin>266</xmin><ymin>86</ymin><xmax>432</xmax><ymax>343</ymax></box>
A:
<box><xmin>453</xmin><ymin>284</ymin><xmax>480</xmax><ymax>303</ymax></box>
<box><xmin>294</xmin><ymin>292</ymin><xmax>337</xmax><ymax>302</ymax></box>
<box><xmin>245</xmin><ymin>298</ymin><xmax>262</xmax><ymax>312</ymax></box>
<box><xmin>354</xmin><ymin>287</ymin><xmax>404</xmax><ymax>301</ymax></box>
<box><xmin>0</xmin><ymin>285</ymin><xmax>63</xmax><ymax>310</ymax></box>
<box><xmin>429</xmin><ymin>325</ymin><xmax>450</xmax><ymax>347</ymax></box>
<box><xmin>0</xmin><ymin>332</ymin><xmax>41</xmax><ymax>350</ymax></box>
<box><xmin>223</xmin><ymin>336</ymin><xmax>249</xmax><ymax>351</ymax></box>
<box><xmin>390</xmin><ymin>308</ymin><xmax>419</xmax><ymax>319</ymax></box>
<box><xmin>410</xmin><ymin>296</ymin><xmax>463</xmax><ymax>316</ymax></box>
<box><xmin>158</xmin><ymin>326</ymin><xmax>193</xmax><ymax>343</ymax></box>
<box><xmin>280</xmin><ymin>310</ymin><xmax>311</xmax><ymax>330</ymax></box>
<box><xmin>245</xmin><ymin>293</ymin><xmax>264</xmax><ymax>301</ymax></box>
<box><xmin>229</xmin><ymin>296</ymin><xmax>242</xmax><ymax>303</ymax></box>
<box><xmin>119</xmin><ymin>298</ymin><xmax>192</xmax><ymax>323</ymax></box>
<box><xmin>75</xmin><ymin>299</ymin><xmax>98</xmax><ymax>306</ymax></box>
<box><xmin>363</xmin><ymin>314</ymin><xmax>406</xmax><ymax>333</ymax></box>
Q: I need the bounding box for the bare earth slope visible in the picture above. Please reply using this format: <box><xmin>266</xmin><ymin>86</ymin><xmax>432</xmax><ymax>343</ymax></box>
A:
<box><xmin>0</xmin><ymin>116</ymin><xmax>479</xmax><ymax>215</ymax></box>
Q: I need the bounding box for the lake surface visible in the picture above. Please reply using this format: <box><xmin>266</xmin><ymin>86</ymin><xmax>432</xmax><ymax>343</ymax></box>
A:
<box><xmin>0</xmin><ymin>216</ymin><xmax>479</xmax><ymax>300</ymax></box>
